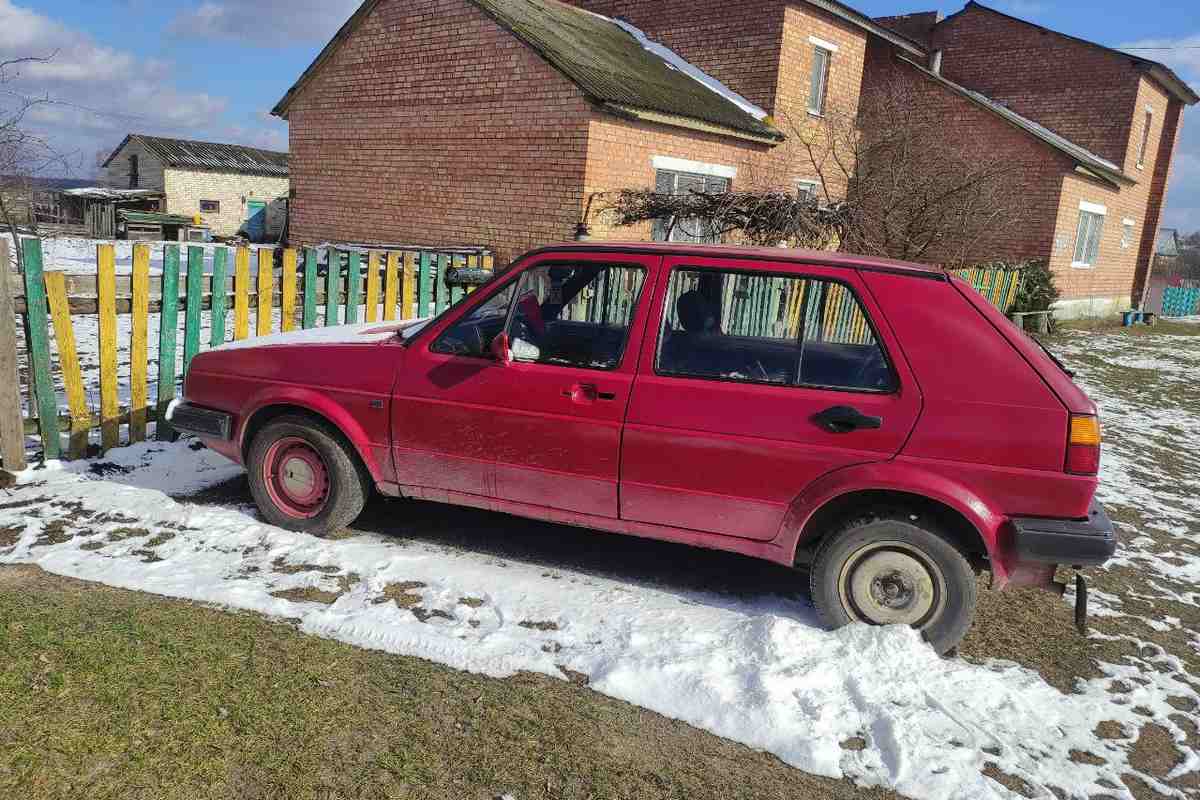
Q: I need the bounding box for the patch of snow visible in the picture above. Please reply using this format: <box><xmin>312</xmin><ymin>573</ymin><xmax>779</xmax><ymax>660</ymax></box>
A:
<box><xmin>608</xmin><ymin>18</ymin><xmax>769</xmax><ymax>121</ymax></box>
<box><xmin>211</xmin><ymin>320</ymin><xmax>419</xmax><ymax>351</ymax></box>
<box><xmin>3</xmin><ymin>439</ymin><xmax>1198</xmax><ymax>799</ymax></box>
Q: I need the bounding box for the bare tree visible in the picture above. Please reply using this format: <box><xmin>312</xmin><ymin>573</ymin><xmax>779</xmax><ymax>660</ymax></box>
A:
<box><xmin>790</xmin><ymin>77</ymin><xmax>1026</xmax><ymax>266</ymax></box>
<box><xmin>601</xmin><ymin>77</ymin><xmax>1026</xmax><ymax>268</ymax></box>
<box><xmin>0</xmin><ymin>53</ymin><xmax>68</xmax><ymax>272</ymax></box>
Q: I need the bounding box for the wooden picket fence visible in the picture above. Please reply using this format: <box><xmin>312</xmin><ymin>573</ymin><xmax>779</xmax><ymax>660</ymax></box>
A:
<box><xmin>951</xmin><ymin>265</ymin><xmax>1024</xmax><ymax>313</ymax></box>
<box><xmin>11</xmin><ymin>238</ymin><xmax>492</xmax><ymax>463</ymax></box>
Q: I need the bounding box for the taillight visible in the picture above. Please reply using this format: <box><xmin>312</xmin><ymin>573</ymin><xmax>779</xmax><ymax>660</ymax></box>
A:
<box><xmin>1066</xmin><ymin>414</ymin><xmax>1101</xmax><ymax>475</ymax></box>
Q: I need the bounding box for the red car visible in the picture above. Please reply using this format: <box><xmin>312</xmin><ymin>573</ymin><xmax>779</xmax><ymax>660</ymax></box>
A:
<box><xmin>173</xmin><ymin>243</ymin><xmax>1115</xmax><ymax>652</ymax></box>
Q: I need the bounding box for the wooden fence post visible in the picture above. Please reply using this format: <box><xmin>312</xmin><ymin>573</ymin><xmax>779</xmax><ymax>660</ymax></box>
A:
<box><xmin>365</xmin><ymin>251</ymin><xmax>380</xmax><ymax>323</ymax></box>
<box><xmin>156</xmin><ymin>244</ymin><xmax>180</xmax><ymax>442</ymax></box>
<box><xmin>400</xmin><ymin>253</ymin><xmax>415</xmax><ymax>320</ymax></box>
<box><xmin>302</xmin><ymin>249</ymin><xmax>318</xmax><ymax>329</ymax></box>
<box><xmin>184</xmin><ymin>246</ymin><xmax>204</xmax><ymax>376</ymax></box>
<box><xmin>325</xmin><ymin>249</ymin><xmax>340</xmax><ymax>326</ymax></box>
<box><xmin>21</xmin><ymin>238</ymin><xmax>60</xmax><ymax>460</ymax></box>
<box><xmin>345</xmin><ymin>250</ymin><xmax>362</xmax><ymax>324</ymax></box>
<box><xmin>435</xmin><ymin>253</ymin><xmax>450</xmax><ymax>314</ymax></box>
<box><xmin>45</xmin><ymin>272</ymin><xmax>91</xmax><ymax>459</ymax></box>
<box><xmin>0</xmin><ymin>237</ymin><xmax>26</xmax><ymax>470</ymax></box>
<box><xmin>257</xmin><ymin>248</ymin><xmax>273</xmax><ymax>336</ymax></box>
<box><xmin>281</xmin><ymin>248</ymin><xmax>297</xmax><ymax>332</ymax></box>
<box><xmin>383</xmin><ymin>252</ymin><xmax>399</xmax><ymax>322</ymax></box>
<box><xmin>234</xmin><ymin>247</ymin><xmax>250</xmax><ymax>341</ymax></box>
<box><xmin>210</xmin><ymin>247</ymin><xmax>228</xmax><ymax>347</ymax></box>
<box><xmin>97</xmin><ymin>244</ymin><xmax>120</xmax><ymax>452</ymax></box>
<box><xmin>418</xmin><ymin>252</ymin><xmax>433</xmax><ymax>316</ymax></box>
<box><xmin>130</xmin><ymin>244</ymin><xmax>150</xmax><ymax>443</ymax></box>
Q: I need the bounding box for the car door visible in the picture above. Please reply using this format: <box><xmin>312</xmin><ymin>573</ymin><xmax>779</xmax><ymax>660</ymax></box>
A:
<box><xmin>390</xmin><ymin>275</ymin><xmax>520</xmax><ymax>498</ymax></box>
<box><xmin>488</xmin><ymin>252</ymin><xmax>658</xmax><ymax>518</ymax></box>
<box><xmin>620</xmin><ymin>254</ymin><xmax>922</xmax><ymax>541</ymax></box>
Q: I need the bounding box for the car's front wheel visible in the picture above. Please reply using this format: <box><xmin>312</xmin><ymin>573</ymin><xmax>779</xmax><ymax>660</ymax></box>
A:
<box><xmin>247</xmin><ymin>415</ymin><xmax>369</xmax><ymax>535</ymax></box>
<box><xmin>809</xmin><ymin>512</ymin><xmax>977</xmax><ymax>654</ymax></box>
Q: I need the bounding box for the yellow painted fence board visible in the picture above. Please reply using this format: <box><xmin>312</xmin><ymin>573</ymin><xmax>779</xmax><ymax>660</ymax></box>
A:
<box><xmin>257</xmin><ymin>248</ymin><xmax>273</xmax><ymax>336</ymax></box>
<box><xmin>130</xmin><ymin>245</ymin><xmax>150</xmax><ymax>443</ymax></box>
<box><xmin>97</xmin><ymin>244</ymin><xmax>119</xmax><ymax>452</ymax></box>
<box><xmin>401</xmin><ymin>252</ymin><xmax>416</xmax><ymax>320</ymax></box>
<box><xmin>366</xmin><ymin>251</ymin><xmax>381</xmax><ymax>322</ymax></box>
<box><xmin>282</xmin><ymin>248</ymin><xmax>298</xmax><ymax>332</ymax></box>
<box><xmin>384</xmin><ymin>253</ymin><xmax>399</xmax><ymax>321</ymax></box>
<box><xmin>44</xmin><ymin>272</ymin><xmax>91</xmax><ymax>459</ymax></box>
<box><xmin>235</xmin><ymin>247</ymin><xmax>250</xmax><ymax>340</ymax></box>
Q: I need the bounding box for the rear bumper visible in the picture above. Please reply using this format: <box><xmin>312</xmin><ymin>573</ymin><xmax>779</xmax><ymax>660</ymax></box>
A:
<box><xmin>1011</xmin><ymin>500</ymin><xmax>1116</xmax><ymax>566</ymax></box>
<box><xmin>167</xmin><ymin>402</ymin><xmax>234</xmax><ymax>441</ymax></box>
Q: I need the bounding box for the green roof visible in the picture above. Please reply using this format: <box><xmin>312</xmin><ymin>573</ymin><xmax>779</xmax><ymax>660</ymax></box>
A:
<box><xmin>471</xmin><ymin>0</ymin><xmax>782</xmax><ymax>141</ymax></box>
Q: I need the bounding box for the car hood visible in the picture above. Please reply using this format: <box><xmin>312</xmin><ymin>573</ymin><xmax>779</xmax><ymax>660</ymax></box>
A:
<box><xmin>212</xmin><ymin>319</ymin><xmax>430</xmax><ymax>351</ymax></box>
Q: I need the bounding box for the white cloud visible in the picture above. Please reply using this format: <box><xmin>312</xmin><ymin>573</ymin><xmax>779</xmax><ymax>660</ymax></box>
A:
<box><xmin>0</xmin><ymin>0</ymin><xmax>288</xmax><ymax>179</ymax></box>
<box><xmin>1118</xmin><ymin>34</ymin><xmax>1200</xmax><ymax>81</ymax></box>
<box><xmin>168</xmin><ymin>0</ymin><xmax>361</xmax><ymax>44</ymax></box>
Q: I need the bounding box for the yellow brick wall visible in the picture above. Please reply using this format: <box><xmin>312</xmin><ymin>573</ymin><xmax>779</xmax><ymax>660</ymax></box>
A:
<box><xmin>163</xmin><ymin>168</ymin><xmax>289</xmax><ymax>238</ymax></box>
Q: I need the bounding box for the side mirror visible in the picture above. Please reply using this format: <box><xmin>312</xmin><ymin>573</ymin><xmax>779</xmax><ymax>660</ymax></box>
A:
<box><xmin>490</xmin><ymin>332</ymin><xmax>513</xmax><ymax>366</ymax></box>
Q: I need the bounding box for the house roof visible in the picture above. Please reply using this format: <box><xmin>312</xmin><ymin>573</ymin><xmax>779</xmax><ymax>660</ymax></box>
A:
<box><xmin>272</xmin><ymin>0</ymin><xmax>784</xmax><ymax>142</ymax></box>
<box><xmin>101</xmin><ymin>135</ymin><xmax>289</xmax><ymax>178</ymax></box>
<box><xmin>1156</xmin><ymin>228</ymin><xmax>1180</xmax><ymax>257</ymax></box>
<box><xmin>59</xmin><ymin>187</ymin><xmax>165</xmax><ymax>201</ymax></box>
<box><xmin>945</xmin><ymin>2</ymin><xmax>1199</xmax><ymax>106</ymax></box>
<box><xmin>898</xmin><ymin>57</ymin><xmax>1136</xmax><ymax>188</ymax></box>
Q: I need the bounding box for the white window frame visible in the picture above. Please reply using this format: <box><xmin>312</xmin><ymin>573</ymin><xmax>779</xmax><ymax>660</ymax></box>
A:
<box><xmin>651</xmin><ymin>155</ymin><xmax>736</xmax><ymax>180</ymax></box>
<box><xmin>1072</xmin><ymin>201</ymin><xmax>1107</xmax><ymax>268</ymax></box>
<box><xmin>808</xmin><ymin>44</ymin><xmax>833</xmax><ymax>116</ymax></box>
<box><xmin>1137</xmin><ymin>106</ymin><xmax>1153</xmax><ymax>169</ymax></box>
<box><xmin>796</xmin><ymin>180</ymin><xmax>821</xmax><ymax>201</ymax></box>
<box><xmin>1121</xmin><ymin>218</ymin><xmax>1136</xmax><ymax>249</ymax></box>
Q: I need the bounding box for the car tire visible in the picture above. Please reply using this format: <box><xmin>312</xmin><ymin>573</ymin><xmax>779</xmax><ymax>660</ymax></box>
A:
<box><xmin>809</xmin><ymin>511</ymin><xmax>977</xmax><ymax>655</ymax></box>
<box><xmin>246</xmin><ymin>414</ymin><xmax>370</xmax><ymax>535</ymax></box>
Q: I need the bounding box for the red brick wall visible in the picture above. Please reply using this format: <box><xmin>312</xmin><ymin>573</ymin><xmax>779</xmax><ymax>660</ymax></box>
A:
<box><xmin>285</xmin><ymin>0</ymin><xmax>593</xmax><ymax>265</ymax></box>
<box><xmin>932</xmin><ymin>5</ymin><xmax>1142</xmax><ymax>169</ymax></box>
<box><xmin>1133</xmin><ymin>84</ymin><xmax>1185</xmax><ymax>303</ymax></box>
<box><xmin>874</xmin><ymin>11</ymin><xmax>939</xmax><ymax>50</ymax></box>
<box><xmin>859</xmin><ymin>41</ymin><xmax>1073</xmax><ymax>269</ymax></box>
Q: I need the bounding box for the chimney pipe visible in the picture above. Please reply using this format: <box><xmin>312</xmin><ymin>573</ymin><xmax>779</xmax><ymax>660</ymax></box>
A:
<box><xmin>931</xmin><ymin>49</ymin><xmax>944</xmax><ymax>74</ymax></box>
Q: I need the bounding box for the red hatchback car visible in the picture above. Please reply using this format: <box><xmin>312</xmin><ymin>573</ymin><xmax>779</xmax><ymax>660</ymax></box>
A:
<box><xmin>173</xmin><ymin>243</ymin><xmax>1115</xmax><ymax>652</ymax></box>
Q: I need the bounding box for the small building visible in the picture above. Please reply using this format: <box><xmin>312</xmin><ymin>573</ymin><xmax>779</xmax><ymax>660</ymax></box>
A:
<box><xmin>100</xmin><ymin>134</ymin><xmax>290</xmax><ymax>242</ymax></box>
<box><xmin>35</xmin><ymin>186</ymin><xmax>165</xmax><ymax>237</ymax></box>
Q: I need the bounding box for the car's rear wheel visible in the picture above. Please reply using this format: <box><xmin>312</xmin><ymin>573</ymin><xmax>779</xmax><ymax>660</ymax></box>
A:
<box><xmin>247</xmin><ymin>415</ymin><xmax>369</xmax><ymax>535</ymax></box>
<box><xmin>809</xmin><ymin>512</ymin><xmax>977</xmax><ymax>654</ymax></box>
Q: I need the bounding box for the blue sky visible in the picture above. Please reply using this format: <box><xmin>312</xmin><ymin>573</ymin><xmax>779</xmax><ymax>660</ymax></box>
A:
<box><xmin>10</xmin><ymin>0</ymin><xmax>1200</xmax><ymax>230</ymax></box>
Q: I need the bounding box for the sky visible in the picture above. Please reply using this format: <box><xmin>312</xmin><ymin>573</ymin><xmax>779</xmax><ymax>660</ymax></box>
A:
<box><xmin>6</xmin><ymin>0</ymin><xmax>1200</xmax><ymax>231</ymax></box>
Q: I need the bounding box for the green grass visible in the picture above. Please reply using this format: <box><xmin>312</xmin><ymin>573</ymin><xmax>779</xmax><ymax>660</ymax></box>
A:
<box><xmin>0</xmin><ymin>566</ymin><xmax>894</xmax><ymax>800</ymax></box>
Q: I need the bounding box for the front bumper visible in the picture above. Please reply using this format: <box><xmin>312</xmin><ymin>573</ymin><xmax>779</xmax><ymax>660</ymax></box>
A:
<box><xmin>167</xmin><ymin>402</ymin><xmax>234</xmax><ymax>441</ymax></box>
<box><xmin>1011</xmin><ymin>500</ymin><xmax>1116</xmax><ymax>566</ymax></box>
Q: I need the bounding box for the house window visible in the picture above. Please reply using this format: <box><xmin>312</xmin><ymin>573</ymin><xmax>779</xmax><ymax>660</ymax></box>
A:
<box><xmin>1072</xmin><ymin>202</ymin><xmax>1107</xmax><ymax>267</ymax></box>
<box><xmin>1121</xmin><ymin>218</ymin><xmax>1136</xmax><ymax>249</ymax></box>
<box><xmin>797</xmin><ymin>180</ymin><xmax>821</xmax><ymax>202</ymax></box>
<box><xmin>807</xmin><ymin>37</ymin><xmax>838</xmax><ymax>116</ymax></box>
<box><xmin>1137</xmin><ymin>108</ymin><xmax>1153</xmax><ymax>168</ymax></box>
<box><xmin>200</xmin><ymin>200</ymin><xmax>220</xmax><ymax>213</ymax></box>
<box><xmin>128</xmin><ymin>154</ymin><xmax>139</xmax><ymax>189</ymax></box>
<box><xmin>652</xmin><ymin>163</ymin><xmax>732</xmax><ymax>244</ymax></box>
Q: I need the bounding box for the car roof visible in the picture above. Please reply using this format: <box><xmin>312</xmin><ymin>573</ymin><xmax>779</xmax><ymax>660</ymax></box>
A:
<box><xmin>530</xmin><ymin>242</ymin><xmax>946</xmax><ymax>279</ymax></box>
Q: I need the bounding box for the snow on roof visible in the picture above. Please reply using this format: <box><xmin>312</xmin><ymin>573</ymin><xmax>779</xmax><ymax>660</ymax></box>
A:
<box><xmin>608</xmin><ymin>18</ymin><xmax>769</xmax><ymax>121</ymax></box>
<box><xmin>60</xmin><ymin>187</ymin><xmax>165</xmax><ymax>200</ymax></box>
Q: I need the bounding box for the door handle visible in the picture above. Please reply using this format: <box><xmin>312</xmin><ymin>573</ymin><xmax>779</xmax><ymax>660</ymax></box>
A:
<box><xmin>561</xmin><ymin>384</ymin><xmax>617</xmax><ymax>404</ymax></box>
<box><xmin>812</xmin><ymin>405</ymin><xmax>883</xmax><ymax>434</ymax></box>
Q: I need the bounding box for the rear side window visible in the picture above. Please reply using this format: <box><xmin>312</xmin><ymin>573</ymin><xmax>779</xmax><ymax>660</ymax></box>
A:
<box><xmin>656</xmin><ymin>268</ymin><xmax>894</xmax><ymax>392</ymax></box>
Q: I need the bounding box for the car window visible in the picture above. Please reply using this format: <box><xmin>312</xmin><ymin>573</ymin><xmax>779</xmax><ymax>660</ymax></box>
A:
<box><xmin>430</xmin><ymin>281</ymin><xmax>517</xmax><ymax>358</ymax></box>
<box><xmin>657</xmin><ymin>268</ymin><xmax>895</xmax><ymax>392</ymax></box>
<box><xmin>506</xmin><ymin>262</ymin><xmax>647</xmax><ymax>370</ymax></box>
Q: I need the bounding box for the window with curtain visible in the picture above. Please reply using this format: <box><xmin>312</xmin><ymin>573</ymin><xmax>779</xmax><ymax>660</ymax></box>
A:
<box><xmin>809</xmin><ymin>46</ymin><xmax>832</xmax><ymax>115</ymax></box>
<box><xmin>651</xmin><ymin>169</ymin><xmax>732</xmax><ymax>244</ymax></box>
<box><xmin>1073</xmin><ymin>209</ymin><xmax>1106</xmax><ymax>267</ymax></box>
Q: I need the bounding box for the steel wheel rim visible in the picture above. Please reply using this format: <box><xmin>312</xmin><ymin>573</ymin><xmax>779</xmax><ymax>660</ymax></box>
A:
<box><xmin>263</xmin><ymin>437</ymin><xmax>329</xmax><ymax>519</ymax></box>
<box><xmin>837</xmin><ymin>540</ymin><xmax>945</xmax><ymax>628</ymax></box>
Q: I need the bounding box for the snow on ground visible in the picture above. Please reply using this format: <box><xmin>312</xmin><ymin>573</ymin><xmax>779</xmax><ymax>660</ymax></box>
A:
<box><xmin>4</xmin><ymin>327</ymin><xmax>1200</xmax><ymax>798</ymax></box>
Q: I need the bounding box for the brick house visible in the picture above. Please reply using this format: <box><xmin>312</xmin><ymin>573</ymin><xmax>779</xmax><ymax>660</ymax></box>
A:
<box><xmin>275</xmin><ymin>0</ymin><xmax>1196</xmax><ymax>316</ymax></box>
<box><xmin>101</xmin><ymin>134</ymin><xmax>290</xmax><ymax>241</ymax></box>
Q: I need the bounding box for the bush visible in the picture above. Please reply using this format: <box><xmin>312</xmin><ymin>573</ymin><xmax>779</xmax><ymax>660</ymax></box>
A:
<box><xmin>1008</xmin><ymin>260</ymin><xmax>1059</xmax><ymax>315</ymax></box>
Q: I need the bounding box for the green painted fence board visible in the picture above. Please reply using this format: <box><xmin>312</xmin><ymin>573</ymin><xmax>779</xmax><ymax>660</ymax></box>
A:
<box><xmin>450</xmin><ymin>255</ymin><xmax>465</xmax><ymax>306</ymax></box>
<box><xmin>302</xmin><ymin>249</ymin><xmax>318</xmax><ymax>329</ymax></box>
<box><xmin>436</xmin><ymin>253</ymin><xmax>450</xmax><ymax>314</ymax></box>
<box><xmin>183</xmin><ymin>246</ymin><xmax>203</xmax><ymax>375</ymax></box>
<box><xmin>21</xmin><ymin>239</ymin><xmax>60</xmax><ymax>459</ymax></box>
<box><xmin>210</xmin><ymin>247</ymin><xmax>228</xmax><ymax>347</ymax></box>
<box><xmin>345</xmin><ymin>250</ymin><xmax>362</xmax><ymax>324</ymax></box>
<box><xmin>325</xmin><ymin>249</ymin><xmax>340</xmax><ymax>327</ymax></box>
<box><xmin>418</xmin><ymin>252</ymin><xmax>433</xmax><ymax>317</ymax></box>
<box><xmin>156</xmin><ymin>244</ymin><xmax>181</xmax><ymax>441</ymax></box>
